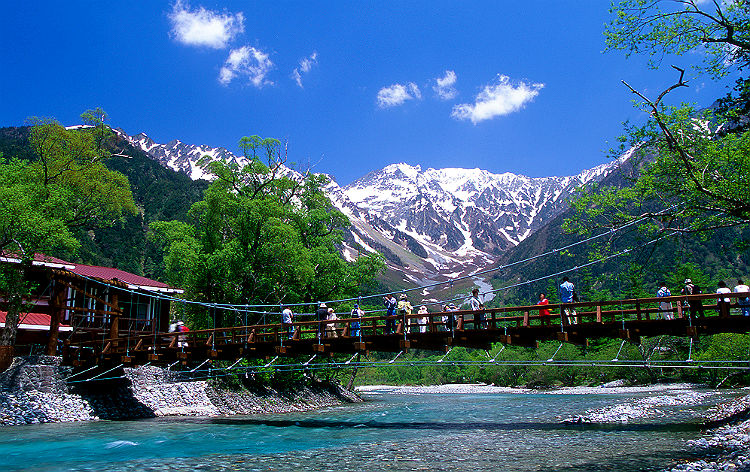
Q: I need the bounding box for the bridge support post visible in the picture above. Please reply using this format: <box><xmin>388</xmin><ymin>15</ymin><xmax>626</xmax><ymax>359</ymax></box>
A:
<box><xmin>45</xmin><ymin>281</ymin><xmax>66</xmax><ymax>356</ymax></box>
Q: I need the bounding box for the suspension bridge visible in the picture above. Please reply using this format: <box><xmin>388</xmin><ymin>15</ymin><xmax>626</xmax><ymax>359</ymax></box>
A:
<box><xmin>63</xmin><ymin>291</ymin><xmax>750</xmax><ymax>378</ymax></box>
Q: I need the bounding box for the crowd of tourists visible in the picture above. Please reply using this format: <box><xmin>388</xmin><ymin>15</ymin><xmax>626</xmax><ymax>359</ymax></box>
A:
<box><xmin>272</xmin><ymin>275</ymin><xmax>750</xmax><ymax>337</ymax></box>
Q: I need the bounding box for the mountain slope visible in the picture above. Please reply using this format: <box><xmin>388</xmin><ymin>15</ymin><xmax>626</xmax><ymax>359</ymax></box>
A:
<box><xmin>118</xmin><ymin>129</ymin><xmax>626</xmax><ymax>281</ymax></box>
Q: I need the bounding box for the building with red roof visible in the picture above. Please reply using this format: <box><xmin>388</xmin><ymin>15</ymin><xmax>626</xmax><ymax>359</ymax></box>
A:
<box><xmin>0</xmin><ymin>254</ymin><xmax>182</xmax><ymax>357</ymax></box>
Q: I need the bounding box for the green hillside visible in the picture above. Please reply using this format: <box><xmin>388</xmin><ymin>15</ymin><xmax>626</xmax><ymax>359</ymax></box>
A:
<box><xmin>0</xmin><ymin>126</ymin><xmax>209</xmax><ymax>279</ymax></box>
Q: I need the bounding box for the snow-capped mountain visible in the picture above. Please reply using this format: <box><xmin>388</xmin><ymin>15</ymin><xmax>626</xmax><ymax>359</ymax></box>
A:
<box><xmin>124</xmin><ymin>132</ymin><xmax>249</xmax><ymax>180</ymax></box>
<box><xmin>327</xmin><ymin>161</ymin><xmax>621</xmax><ymax>281</ymax></box>
<box><xmin>120</xmin><ymin>130</ymin><xmax>623</xmax><ymax>279</ymax></box>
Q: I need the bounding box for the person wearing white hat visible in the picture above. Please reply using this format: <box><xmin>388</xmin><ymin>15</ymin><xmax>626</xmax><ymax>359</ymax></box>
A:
<box><xmin>681</xmin><ymin>279</ymin><xmax>704</xmax><ymax>318</ymax></box>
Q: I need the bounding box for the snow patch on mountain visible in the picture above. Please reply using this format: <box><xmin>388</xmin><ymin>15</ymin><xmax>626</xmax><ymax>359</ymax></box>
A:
<box><xmin>116</xmin><ymin>129</ymin><xmax>624</xmax><ymax>278</ymax></box>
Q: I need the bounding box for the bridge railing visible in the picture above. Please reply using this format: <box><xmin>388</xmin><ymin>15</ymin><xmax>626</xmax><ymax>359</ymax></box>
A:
<box><xmin>66</xmin><ymin>292</ymin><xmax>750</xmax><ymax>356</ymax></box>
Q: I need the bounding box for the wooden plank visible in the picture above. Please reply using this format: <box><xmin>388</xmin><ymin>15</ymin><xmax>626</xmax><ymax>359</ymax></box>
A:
<box><xmin>596</xmin><ymin>306</ymin><xmax>602</xmax><ymax>323</ymax></box>
<box><xmin>523</xmin><ymin>311</ymin><xmax>530</xmax><ymax>327</ymax></box>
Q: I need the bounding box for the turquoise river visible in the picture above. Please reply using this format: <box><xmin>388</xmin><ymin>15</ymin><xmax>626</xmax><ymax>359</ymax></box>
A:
<box><xmin>0</xmin><ymin>387</ymin><xmax>741</xmax><ymax>471</ymax></box>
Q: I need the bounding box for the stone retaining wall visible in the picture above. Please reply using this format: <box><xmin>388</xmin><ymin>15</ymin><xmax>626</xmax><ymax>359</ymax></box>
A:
<box><xmin>0</xmin><ymin>356</ymin><xmax>360</xmax><ymax>426</ymax></box>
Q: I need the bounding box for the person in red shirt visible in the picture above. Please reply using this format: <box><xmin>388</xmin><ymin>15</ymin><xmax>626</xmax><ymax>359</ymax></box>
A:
<box><xmin>537</xmin><ymin>293</ymin><xmax>551</xmax><ymax>326</ymax></box>
<box><xmin>177</xmin><ymin>320</ymin><xmax>189</xmax><ymax>347</ymax></box>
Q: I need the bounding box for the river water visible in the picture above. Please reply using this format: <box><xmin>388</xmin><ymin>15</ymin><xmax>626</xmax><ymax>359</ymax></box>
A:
<box><xmin>0</xmin><ymin>388</ymin><xmax>739</xmax><ymax>471</ymax></box>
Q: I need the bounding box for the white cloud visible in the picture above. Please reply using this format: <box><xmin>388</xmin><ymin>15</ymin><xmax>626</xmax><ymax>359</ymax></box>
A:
<box><xmin>292</xmin><ymin>51</ymin><xmax>318</xmax><ymax>88</ymax></box>
<box><xmin>451</xmin><ymin>75</ymin><xmax>544</xmax><ymax>124</ymax></box>
<box><xmin>219</xmin><ymin>46</ymin><xmax>274</xmax><ymax>87</ymax></box>
<box><xmin>377</xmin><ymin>82</ymin><xmax>422</xmax><ymax>108</ymax></box>
<box><xmin>433</xmin><ymin>70</ymin><xmax>458</xmax><ymax>100</ymax></box>
<box><xmin>168</xmin><ymin>1</ymin><xmax>244</xmax><ymax>49</ymax></box>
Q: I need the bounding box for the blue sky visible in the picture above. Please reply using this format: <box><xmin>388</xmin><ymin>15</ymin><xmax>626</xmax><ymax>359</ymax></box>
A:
<box><xmin>0</xmin><ymin>1</ymin><xmax>737</xmax><ymax>185</ymax></box>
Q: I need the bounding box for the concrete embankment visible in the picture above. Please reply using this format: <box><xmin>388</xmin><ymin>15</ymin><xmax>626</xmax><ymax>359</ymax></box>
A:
<box><xmin>0</xmin><ymin>356</ymin><xmax>360</xmax><ymax>426</ymax></box>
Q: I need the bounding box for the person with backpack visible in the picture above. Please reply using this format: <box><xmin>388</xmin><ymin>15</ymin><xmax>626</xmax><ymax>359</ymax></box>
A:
<box><xmin>315</xmin><ymin>303</ymin><xmax>329</xmax><ymax>339</ymax></box>
<box><xmin>681</xmin><ymin>279</ymin><xmax>704</xmax><ymax>318</ymax></box>
<box><xmin>383</xmin><ymin>295</ymin><xmax>397</xmax><ymax>334</ymax></box>
<box><xmin>397</xmin><ymin>294</ymin><xmax>414</xmax><ymax>332</ymax></box>
<box><xmin>350</xmin><ymin>304</ymin><xmax>363</xmax><ymax>337</ymax></box>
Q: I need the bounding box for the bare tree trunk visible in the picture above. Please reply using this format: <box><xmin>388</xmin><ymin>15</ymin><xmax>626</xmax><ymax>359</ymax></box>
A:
<box><xmin>346</xmin><ymin>353</ymin><xmax>361</xmax><ymax>391</ymax></box>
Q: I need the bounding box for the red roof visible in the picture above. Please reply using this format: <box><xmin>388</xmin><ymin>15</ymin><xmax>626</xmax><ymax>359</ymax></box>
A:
<box><xmin>70</xmin><ymin>263</ymin><xmax>173</xmax><ymax>290</ymax></box>
<box><xmin>1</xmin><ymin>253</ymin><xmax>181</xmax><ymax>293</ymax></box>
<box><xmin>32</xmin><ymin>254</ymin><xmax>73</xmax><ymax>266</ymax></box>
<box><xmin>0</xmin><ymin>311</ymin><xmax>72</xmax><ymax>331</ymax></box>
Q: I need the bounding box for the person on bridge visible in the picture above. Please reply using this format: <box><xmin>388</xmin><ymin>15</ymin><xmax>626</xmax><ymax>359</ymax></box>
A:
<box><xmin>717</xmin><ymin>281</ymin><xmax>732</xmax><ymax>317</ymax></box>
<box><xmin>326</xmin><ymin>308</ymin><xmax>340</xmax><ymax>338</ymax></box>
<box><xmin>537</xmin><ymin>293</ymin><xmax>550</xmax><ymax>326</ymax></box>
<box><xmin>398</xmin><ymin>294</ymin><xmax>415</xmax><ymax>333</ymax></box>
<box><xmin>681</xmin><ymin>279</ymin><xmax>704</xmax><ymax>318</ymax></box>
<box><xmin>470</xmin><ymin>288</ymin><xmax>485</xmax><ymax>329</ymax></box>
<box><xmin>733</xmin><ymin>279</ymin><xmax>750</xmax><ymax>317</ymax></box>
<box><xmin>316</xmin><ymin>303</ymin><xmax>329</xmax><ymax>339</ymax></box>
<box><xmin>177</xmin><ymin>321</ymin><xmax>189</xmax><ymax>348</ymax></box>
<box><xmin>656</xmin><ymin>284</ymin><xmax>674</xmax><ymax>320</ymax></box>
<box><xmin>350</xmin><ymin>304</ymin><xmax>363</xmax><ymax>337</ymax></box>
<box><xmin>384</xmin><ymin>295</ymin><xmax>397</xmax><ymax>334</ymax></box>
<box><xmin>558</xmin><ymin>277</ymin><xmax>577</xmax><ymax>325</ymax></box>
<box><xmin>447</xmin><ymin>303</ymin><xmax>459</xmax><ymax>331</ymax></box>
<box><xmin>417</xmin><ymin>305</ymin><xmax>429</xmax><ymax>333</ymax></box>
<box><xmin>281</xmin><ymin>307</ymin><xmax>294</xmax><ymax>339</ymax></box>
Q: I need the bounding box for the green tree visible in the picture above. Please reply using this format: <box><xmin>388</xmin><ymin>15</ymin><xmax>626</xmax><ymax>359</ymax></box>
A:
<box><xmin>150</xmin><ymin>135</ymin><xmax>384</xmax><ymax>328</ymax></box>
<box><xmin>606</xmin><ymin>0</ymin><xmax>750</xmax><ymax>79</ymax></box>
<box><xmin>567</xmin><ymin>1</ymin><xmax>750</xmax><ymax>239</ymax></box>
<box><xmin>0</xmin><ymin>110</ymin><xmax>137</xmax><ymax>355</ymax></box>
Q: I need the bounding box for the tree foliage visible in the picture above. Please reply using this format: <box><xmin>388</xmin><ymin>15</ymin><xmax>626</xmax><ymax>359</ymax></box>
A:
<box><xmin>149</xmin><ymin>135</ymin><xmax>384</xmax><ymax>328</ymax></box>
<box><xmin>568</xmin><ymin>1</ymin><xmax>750</xmax><ymax>239</ymax></box>
<box><xmin>0</xmin><ymin>109</ymin><xmax>137</xmax><ymax>346</ymax></box>
<box><xmin>606</xmin><ymin>0</ymin><xmax>750</xmax><ymax>78</ymax></box>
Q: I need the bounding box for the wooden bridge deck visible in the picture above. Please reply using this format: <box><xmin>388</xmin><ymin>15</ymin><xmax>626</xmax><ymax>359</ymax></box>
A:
<box><xmin>63</xmin><ymin>292</ymin><xmax>750</xmax><ymax>369</ymax></box>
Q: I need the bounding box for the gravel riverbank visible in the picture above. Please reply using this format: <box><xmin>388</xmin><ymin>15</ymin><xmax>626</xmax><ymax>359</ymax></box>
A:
<box><xmin>0</xmin><ymin>356</ymin><xmax>360</xmax><ymax>426</ymax></box>
<box><xmin>358</xmin><ymin>383</ymin><xmax>750</xmax><ymax>471</ymax></box>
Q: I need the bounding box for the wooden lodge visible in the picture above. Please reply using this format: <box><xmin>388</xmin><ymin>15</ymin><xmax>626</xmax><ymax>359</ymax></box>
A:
<box><xmin>0</xmin><ymin>253</ymin><xmax>182</xmax><ymax>367</ymax></box>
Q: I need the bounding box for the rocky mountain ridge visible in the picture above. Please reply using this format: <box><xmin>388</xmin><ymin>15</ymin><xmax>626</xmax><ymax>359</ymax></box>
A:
<box><xmin>122</xmin><ymin>131</ymin><xmax>625</xmax><ymax>280</ymax></box>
